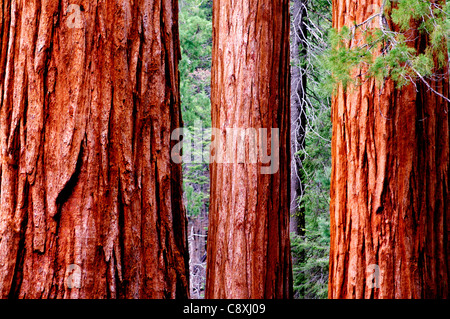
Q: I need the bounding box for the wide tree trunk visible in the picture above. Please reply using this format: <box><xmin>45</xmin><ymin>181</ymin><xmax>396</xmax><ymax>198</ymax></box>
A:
<box><xmin>205</xmin><ymin>0</ymin><xmax>292</xmax><ymax>299</ymax></box>
<box><xmin>0</xmin><ymin>0</ymin><xmax>189</xmax><ymax>299</ymax></box>
<box><xmin>328</xmin><ymin>0</ymin><xmax>450</xmax><ymax>298</ymax></box>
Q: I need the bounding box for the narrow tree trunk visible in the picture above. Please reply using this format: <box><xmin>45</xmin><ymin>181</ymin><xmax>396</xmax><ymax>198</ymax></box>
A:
<box><xmin>290</xmin><ymin>0</ymin><xmax>307</xmax><ymax>236</ymax></box>
<box><xmin>205</xmin><ymin>0</ymin><xmax>292</xmax><ymax>299</ymax></box>
<box><xmin>0</xmin><ymin>0</ymin><xmax>189</xmax><ymax>299</ymax></box>
<box><xmin>329</xmin><ymin>0</ymin><xmax>450</xmax><ymax>298</ymax></box>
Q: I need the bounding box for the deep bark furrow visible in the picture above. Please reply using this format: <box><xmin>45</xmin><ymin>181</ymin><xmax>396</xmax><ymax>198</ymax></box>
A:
<box><xmin>0</xmin><ymin>0</ymin><xmax>188</xmax><ymax>299</ymax></box>
<box><xmin>329</xmin><ymin>0</ymin><xmax>449</xmax><ymax>298</ymax></box>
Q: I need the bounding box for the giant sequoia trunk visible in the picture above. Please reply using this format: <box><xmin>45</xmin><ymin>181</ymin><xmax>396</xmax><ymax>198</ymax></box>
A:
<box><xmin>0</xmin><ymin>0</ymin><xmax>189</xmax><ymax>298</ymax></box>
<box><xmin>329</xmin><ymin>0</ymin><xmax>450</xmax><ymax>298</ymax></box>
<box><xmin>205</xmin><ymin>0</ymin><xmax>292</xmax><ymax>299</ymax></box>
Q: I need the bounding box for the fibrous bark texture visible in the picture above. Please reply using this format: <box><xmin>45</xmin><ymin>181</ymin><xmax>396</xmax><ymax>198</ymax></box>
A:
<box><xmin>205</xmin><ymin>0</ymin><xmax>292</xmax><ymax>299</ymax></box>
<box><xmin>329</xmin><ymin>0</ymin><xmax>450</xmax><ymax>298</ymax></box>
<box><xmin>0</xmin><ymin>0</ymin><xmax>189</xmax><ymax>299</ymax></box>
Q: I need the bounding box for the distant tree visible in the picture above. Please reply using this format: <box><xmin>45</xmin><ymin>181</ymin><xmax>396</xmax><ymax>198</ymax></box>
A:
<box><xmin>290</xmin><ymin>0</ymin><xmax>332</xmax><ymax>299</ymax></box>
<box><xmin>290</xmin><ymin>0</ymin><xmax>308</xmax><ymax>236</ymax></box>
<box><xmin>178</xmin><ymin>1</ymin><xmax>213</xmax><ymax>298</ymax></box>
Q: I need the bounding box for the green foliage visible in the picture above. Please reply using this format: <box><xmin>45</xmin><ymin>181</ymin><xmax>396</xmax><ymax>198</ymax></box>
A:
<box><xmin>184</xmin><ymin>183</ymin><xmax>209</xmax><ymax>217</ymax></box>
<box><xmin>326</xmin><ymin>27</ymin><xmax>373</xmax><ymax>88</ymax></box>
<box><xmin>179</xmin><ymin>0</ymin><xmax>213</xmax><ymax>218</ymax></box>
<box><xmin>290</xmin><ymin>0</ymin><xmax>332</xmax><ymax>299</ymax></box>
<box><xmin>292</xmin><ymin>106</ymin><xmax>332</xmax><ymax>299</ymax></box>
<box><xmin>182</xmin><ymin>126</ymin><xmax>211</xmax><ymax>218</ymax></box>
<box><xmin>325</xmin><ymin>0</ymin><xmax>450</xmax><ymax>91</ymax></box>
<box><xmin>291</xmin><ymin>228</ymin><xmax>329</xmax><ymax>299</ymax></box>
<box><xmin>179</xmin><ymin>0</ymin><xmax>213</xmax><ymax>128</ymax></box>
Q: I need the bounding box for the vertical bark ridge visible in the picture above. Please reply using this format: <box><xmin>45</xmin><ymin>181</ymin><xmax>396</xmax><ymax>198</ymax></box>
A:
<box><xmin>329</xmin><ymin>0</ymin><xmax>449</xmax><ymax>299</ymax></box>
<box><xmin>0</xmin><ymin>0</ymin><xmax>189</xmax><ymax>299</ymax></box>
<box><xmin>206</xmin><ymin>0</ymin><xmax>292</xmax><ymax>299</ymax></box>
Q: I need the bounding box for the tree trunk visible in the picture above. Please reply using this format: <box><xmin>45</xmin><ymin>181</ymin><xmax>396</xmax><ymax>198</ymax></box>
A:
<box><xmin>290</xmin><ymin>0</ymin><xmax>307</xmax><ymax>236</ymax></box>
<box><xmin>328</xmin><ymin>0</ymin><xmax>450</xmax><ymax>298</ymax></box>
<box><xmin>0</xmin><ymin>0</ymin><xmax>189</xmax><ymax>299</ymax></box>
<box><xmin>205</xmin><ymin>0</ymin><xmax>292</xmax><ymax>299</ymax></box>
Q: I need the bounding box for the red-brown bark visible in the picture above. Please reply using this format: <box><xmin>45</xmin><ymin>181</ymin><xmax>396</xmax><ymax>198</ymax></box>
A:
<box><xmin>0</xmin><ymin>0</ymin><xmax>189</xmax><ymax>298</ymax></box>
<box><xmin>329</xmin><ymin>0</ymin><xmax>450</xmax><ymax>298</ymax></box>
<box><xmin>205</xmin><ymin>0</ymin><xmax>292</xmax><ymax>299</ymax></box>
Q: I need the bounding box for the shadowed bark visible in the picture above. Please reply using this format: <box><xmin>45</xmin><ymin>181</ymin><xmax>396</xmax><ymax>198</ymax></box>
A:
<box><xmin>0</xmin><ymin>0</ymin><xmax>189</xmax><ymax>299</ymax></box>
